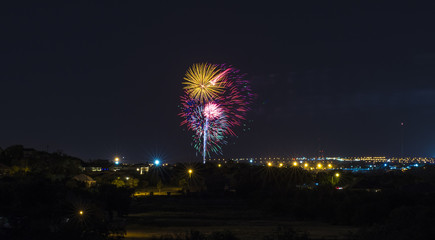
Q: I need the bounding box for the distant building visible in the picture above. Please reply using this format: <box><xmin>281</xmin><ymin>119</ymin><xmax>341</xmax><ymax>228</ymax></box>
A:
<box><xmin>73</xmin><ymin>174</ymin><xmax>96</xmax><ymax>187</ymax></box>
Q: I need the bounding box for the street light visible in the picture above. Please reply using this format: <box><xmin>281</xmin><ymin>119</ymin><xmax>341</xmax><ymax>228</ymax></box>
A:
<box><xmin>154</xmin><ymin>159</ymin><xmax>160</xmax><ymax>166</ymax></box>
<box><xmin>304</xmin><ymin>163</ymin><xmax>309</xmax><ymax>168</ymax></box>
<box><xmin>332</xmin><ymin>172</ymin><xmax>340</xmax><ymax>185</ymax></box>
<box><xmin>317</xmin><ymin>163</ymin><xmax>322</xmax><ymax>169</ymax></box>
<box><xmin>267</xmin><ymin>162</ymin><xmax>272</xmax><ymax>167</ymax></box>
<box><xmin>218</xmin><ymin>163</ymin><xmax>222</xmax><ymax>168</ymax></box>
<box><xmin>188</xmin><ymin>169</ymin><xmax>193</xmax><ymax>178</ymax></box>
<box><xmin>79</xmin><ymin>210</ymin><xmax>84</xmax><ymax>216</ymax></box>
<box><xmin>293</xmin><ymin>162</ymin><xmax>298</xmax><ymax>166</ymax></box>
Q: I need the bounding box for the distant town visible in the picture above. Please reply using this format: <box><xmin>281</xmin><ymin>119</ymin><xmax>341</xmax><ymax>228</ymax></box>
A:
<box><xmin>81</xmin><ymin>156</ymin><xmax>435</xmax><ymax>175</ymax></box>
<box><xmin>210</xmin><ymin>156</ymin><xmax>434</xmax><ymax>171</ymax></box>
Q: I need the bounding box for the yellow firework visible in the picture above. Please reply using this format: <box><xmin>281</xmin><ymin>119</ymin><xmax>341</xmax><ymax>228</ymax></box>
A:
<box><xmin>182</xmin><ymin>63</ymin><xmax>226</xmax><ymax>103</ymax></box>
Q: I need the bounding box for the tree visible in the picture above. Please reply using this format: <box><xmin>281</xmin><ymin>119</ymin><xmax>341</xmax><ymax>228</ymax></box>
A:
<box><xmin>112</xmin><ymin>178</ymin><xmax>126</xmax><ymax>188</ymax></box>
<box><xmin>126</xmin><ymin>178</ymin><xmax>139</xmax><ymax>188</ymax></box>
<box><xmin>157</xmin><ymin>179</ymin><xmax>163</xmax><ymax>193</ymax></box>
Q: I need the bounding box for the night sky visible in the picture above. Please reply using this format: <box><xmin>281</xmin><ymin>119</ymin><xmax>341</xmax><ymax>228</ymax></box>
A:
<box><xmin>1</xmin><ymin>2</ymin><xmax>435</xmax><ymax>162</ymax></box>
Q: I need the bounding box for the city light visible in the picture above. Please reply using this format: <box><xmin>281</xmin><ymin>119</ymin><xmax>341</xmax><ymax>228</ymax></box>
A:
<box><xmin>331</xmin><ymin>172</ymin><xmax>341</xmax><ymax>185</ymax></box>
<box><xmin>218</xmin><ymin>163</ymin><xmax>222</xmax><ymax>167</ymax></box>
<box><xmin>205</xmin><ymin>156</ymin><xmax>434</xmax><ymax>171</ymax></box>
<box><xmin>154</xmin><ymin>159</ymin><xmax>160</xmax><ymax>166</ymax></box>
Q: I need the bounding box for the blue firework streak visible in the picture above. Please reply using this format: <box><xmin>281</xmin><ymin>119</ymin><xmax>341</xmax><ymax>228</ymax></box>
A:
<box><xmin>185</xmin><ymin>105</ymin><xmax>228</xmax><ymax>157</ymax></box>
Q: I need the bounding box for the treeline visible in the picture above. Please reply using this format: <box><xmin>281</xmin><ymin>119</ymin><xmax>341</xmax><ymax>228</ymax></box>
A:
<box><xmin>0</xmin><ymin>174</ymin><xmax>133</xmax><ymax>240</ymax></box>
<box><xmin>140</xmin><ymin>162</ymin><xmax>435</xmax><ymax>239</ymax></box>
<box><xmin>0</xmin><ymin>145</ymin><xmax>132</xmax><ymax>239</ymax></box>
<box><xmin>0</xmin><ymin>145</ymin><xmax>83</xmax><ymax>178</ymax></box>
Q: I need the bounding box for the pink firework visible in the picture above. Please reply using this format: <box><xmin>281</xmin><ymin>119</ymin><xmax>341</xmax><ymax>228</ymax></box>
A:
<box><xmin>204</xmin><ymin>102</ymin><xmax>222</xmax><ymax>120</ymax></box>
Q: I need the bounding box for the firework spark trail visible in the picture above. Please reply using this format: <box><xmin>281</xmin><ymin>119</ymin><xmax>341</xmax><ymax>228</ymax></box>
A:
<box><xmin>202</xmin><ymin>118</ymin><xmax>209</xmax><ymax>164</ymax></box>
<box><xmin>201</xmin><ymin>102</ymin><xmax>223</xmax><ymax>163</ymax></box>
<box><xmin>182</xmin><ymin>104</ymin><xmax>228</xmax><ymax>156</ymax></box>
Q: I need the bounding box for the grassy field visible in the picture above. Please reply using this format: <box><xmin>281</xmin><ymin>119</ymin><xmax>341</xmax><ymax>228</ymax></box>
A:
<box><xmin>125</xmin><ymin>196</ymin><xmax>356</xmax><ymax>240</ymax></box>
<box><xmin>134</xmin><ymin>187</ymin><xmax>183</xmax><ymax>196</ymax></box>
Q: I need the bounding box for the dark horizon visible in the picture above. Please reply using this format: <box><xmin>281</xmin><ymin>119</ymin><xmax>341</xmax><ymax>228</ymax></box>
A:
<box><xmin>1</xmin><ymin>2</ymin><xmax>435</xmax><ymax>163</ymax></box>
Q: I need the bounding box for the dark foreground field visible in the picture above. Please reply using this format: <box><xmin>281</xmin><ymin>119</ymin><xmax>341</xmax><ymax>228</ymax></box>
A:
<box><xmin>125</xmin><ymin>196</ymin><xmax>356</xmax><ymax>240</ymax></box>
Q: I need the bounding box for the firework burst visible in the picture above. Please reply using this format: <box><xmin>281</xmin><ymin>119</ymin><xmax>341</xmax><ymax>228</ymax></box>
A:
<box><xmin>182</xmin><ymin>63</ymin><xmax>227</xmax><ymax>103</ymax></box>
<box><xmin>204</xmin><ymin>102</ymin><xmax>222</xmax><ymax>120</ymax></box>
<box><xmin>180</xmin><ymin>63</ymin><xmax>253</xmax><ymax>163</ymax></box>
